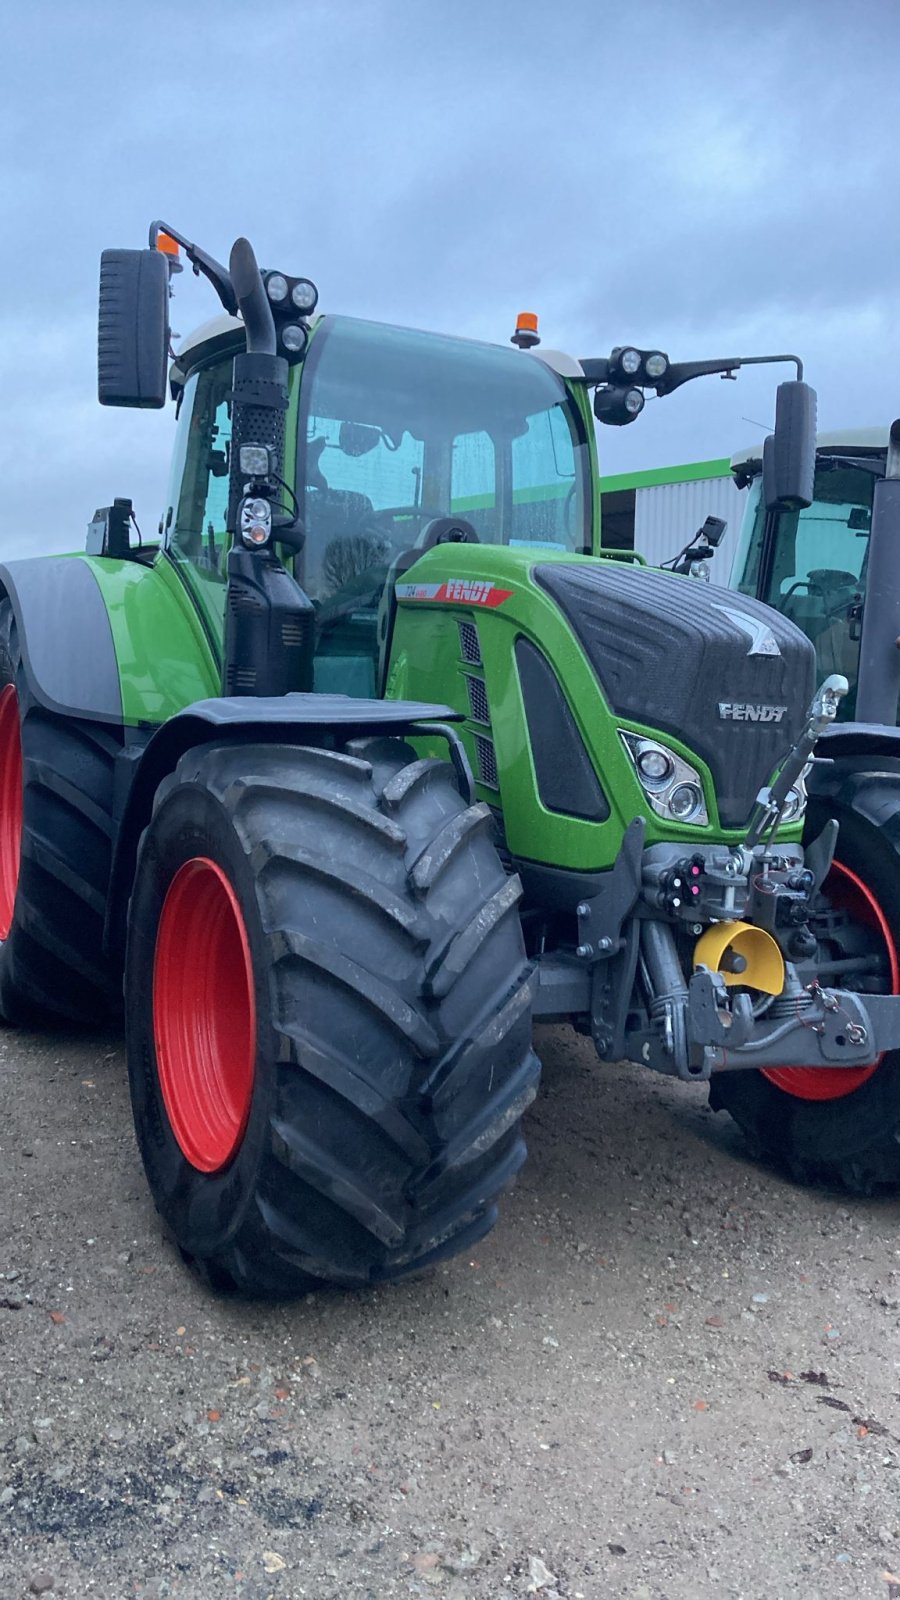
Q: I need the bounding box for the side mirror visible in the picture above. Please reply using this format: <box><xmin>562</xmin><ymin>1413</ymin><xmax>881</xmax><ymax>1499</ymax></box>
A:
<box><xmin>339</xmin><ymin>421</ymin><xmax>381</xmax><ymax>457</ymax></box>
<box><xmin>700</xmin><ymin>515</ymin><xmax>727</xmax><ymax>548</ymax></box>
<box><xmin>764</xmin><ymin>380</ymin><xmax>817</xmax><ymax>512</ymax></box>
<box><xmin>98</xmin><ymin>249</ymin><xmax>170</xmax><ymax>409</ymax></box>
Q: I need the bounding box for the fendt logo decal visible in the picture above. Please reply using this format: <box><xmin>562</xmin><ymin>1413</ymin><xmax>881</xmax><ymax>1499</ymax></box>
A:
<box><xmin>395</xmin><ymin>580</ymin><xmax>513</xmax><ymax>609</ymax></box>
<box><xmin>718</xmin><ymin>702</ymin><xmax>788</xmax><ymax>723</ymax></box>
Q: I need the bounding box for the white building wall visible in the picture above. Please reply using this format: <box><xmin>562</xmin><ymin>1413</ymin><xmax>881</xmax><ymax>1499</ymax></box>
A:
<box><xmin>632</xmin><ymin>475</ymin><xmax>747</xmax><ymax>579</ymax></box>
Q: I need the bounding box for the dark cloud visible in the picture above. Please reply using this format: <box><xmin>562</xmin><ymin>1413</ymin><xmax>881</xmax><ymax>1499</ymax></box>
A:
<box><xmin>1</xmin><ymin>0</ymin><xmax>898</xmax><ymax>551</ymax></box>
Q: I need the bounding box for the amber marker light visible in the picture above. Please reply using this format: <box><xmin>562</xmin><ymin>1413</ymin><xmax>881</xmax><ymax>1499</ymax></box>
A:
<box><xmin>511</xmin><ymin>311</ymin><xmax>540</xmax><ymax>350</ymax></box>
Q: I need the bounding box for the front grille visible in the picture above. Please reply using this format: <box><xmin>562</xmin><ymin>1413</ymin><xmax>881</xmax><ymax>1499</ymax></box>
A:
<box><xmin>458</xmin><ymin>619</ymin><xmax>482</xmax><ymax>664</ymax></box>
<box><xmin>465</xmin><ymin>673</ymin><xmax>490</xmax><ymax>725</ymax></box>
<box><xmin>474</xmin><ymin>734</ymin><xmax>499</xmax><ymax>790</ymax></box>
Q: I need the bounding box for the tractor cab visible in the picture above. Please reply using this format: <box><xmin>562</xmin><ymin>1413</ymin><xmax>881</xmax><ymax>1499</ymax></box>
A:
<box><xmin>165</xmin><ymin>311</ymin><xmax>595</xmax><ymax>697</ymax></box>
<box><xmin>730</xmin><ymin>429</ymin><xmax>890</xmax><ymax>720</ymax></box>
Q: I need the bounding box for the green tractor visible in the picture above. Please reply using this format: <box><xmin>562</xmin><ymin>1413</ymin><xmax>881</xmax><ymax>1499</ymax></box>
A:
<box><xmin>3</xmin><ymin>224</ymin><xmax>900</xmax><ymax>1297</ymax></box>
<box><xmin>719</xmin><ymin>421</ymin><xmax>900</xmax><ymax>1180</ymax></box>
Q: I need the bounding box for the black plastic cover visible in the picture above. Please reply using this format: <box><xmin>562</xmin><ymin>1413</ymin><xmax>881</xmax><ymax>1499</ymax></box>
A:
<box><xmin>536</xmin><ymin>562</ymin><xmax>815</xmax><ymax>828</ymax></box>
<box><xmin>515</xmin><ymin>637</ymin><xmax>609</xmax><ymax>821</ymax></box>
<box><xmin>223</xmin><ymin>547</ymin><xmax>316</xmax><ymax>697</ymax></box>
<box><xmin>98</xmin><ymin>249</ymin><xmax>170</xmax><ymax>409</ymax></box>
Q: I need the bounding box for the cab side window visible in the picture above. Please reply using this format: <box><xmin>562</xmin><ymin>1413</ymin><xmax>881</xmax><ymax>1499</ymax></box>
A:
<box><xmin>167</xmin><ymin>362</ymin><xmax>233</xmax><ymax>574</ymax></box>
<box><xmin>451</xmin><ymin>431</ymin><xmax>496</xmax><ymax>538</ymax></box>
<box><xmin>510</xmin><ymin>404</ymin><xmax>580</xmax><ymax>548</ymax></box>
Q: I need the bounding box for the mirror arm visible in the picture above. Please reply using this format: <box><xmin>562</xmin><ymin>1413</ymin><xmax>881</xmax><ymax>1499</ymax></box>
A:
<box><xmin>574</xmin><ymin>351</ymin><xmax>803</xmax><ymax>395</ymax></box>
<box><xmin>149</xmin><ymin>220</ymin><xmax>239</xmax><ymax>317</ymax></box>
<box><xmin>655</xmin><ymin>352</ymin><xmax>803</xmax><ymax>396</ymax></box>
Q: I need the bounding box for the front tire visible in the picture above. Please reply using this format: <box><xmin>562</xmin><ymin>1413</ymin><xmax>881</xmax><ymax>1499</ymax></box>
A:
<box><xmin>709</xmin><ymin>805</ymin><xmax>900</xmax><ymax>1192</ymax></box>
<box><xmin>125</xmin><ymin>737</ymin><xmax>539</xmax><ymax>1295</ymax></box>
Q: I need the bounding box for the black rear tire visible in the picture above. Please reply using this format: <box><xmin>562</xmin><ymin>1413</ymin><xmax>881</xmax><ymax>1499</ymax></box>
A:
<box><xmin>0</xmin><ymin>599</ymin><xmax>119</xmax><ymax>1026</ymax></box>
<box><xmin>709</xmin><ymin>803</ymin><xmax>900</xmax><ymax>1193</ymax></box>
<box><xmin>125</xmin><ymin>736</ymin><xmax>539</xmax><ymax>1295</ymax></box>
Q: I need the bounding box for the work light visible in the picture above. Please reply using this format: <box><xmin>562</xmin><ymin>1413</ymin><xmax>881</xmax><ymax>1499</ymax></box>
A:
<box><xmin>291</xmin><ymin>278</ymin><xmax>318</xmax><ymax>314</ymax></box>
<box><xmin>265</xmin><ymin>273</ymin><xmax>289</xmax><ymax>303</ymax></box>
<box><xmin>281</xmin><ymin>324</ymin><xmax>308</xmax><ymax>354</ymax></box>
<box><xmin>594</xmin><ymin>385</ymin><xmax>645</xmax><ymax>426</ymax></box>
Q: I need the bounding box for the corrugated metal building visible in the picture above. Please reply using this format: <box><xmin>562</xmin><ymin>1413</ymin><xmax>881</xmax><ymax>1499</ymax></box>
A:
<box><xmin>599</xmin><ymin>458</ymin><xmax>747</xmax><ymax>577</ymax></box>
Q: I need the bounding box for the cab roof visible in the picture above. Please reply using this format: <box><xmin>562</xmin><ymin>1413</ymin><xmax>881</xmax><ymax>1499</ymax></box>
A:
<box><xmin>731</xmin><ymin>425</ymin><xmax>890</xmax><ymax>476</ymax></box>
<box><xmin>170</xmin><ymin>312</ymin><xmax>584</xmax><ymax>390</ymax></box>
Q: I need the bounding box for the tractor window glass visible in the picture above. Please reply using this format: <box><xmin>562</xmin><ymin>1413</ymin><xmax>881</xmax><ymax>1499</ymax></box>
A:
<box><xmin>296</xmin><ymin>315</ymin><xmax>591</xmax><ymax>693</ymax></box>
<box><xmin>510</xmin><ymin>404</ymin><xmax>580</xmax><ymax>549</ymax></box>
<box><xmin>451</xmin><ymin>431</ymin><xmax>496</xmax><ymax>536</ymax></box>
<box><xmin>741</xmin><ymin>461</ymin><xmax>876</xmax><ymax>713</ymax></box>
<box><xmin>163</xmin><ymin>359</ymin><xmax>235</xmax><ymax>647</ymax></box>
<box><xmin>733</xmin><ymin>478</ymin><xmax>764</xmax><ymax>597</ymax></box>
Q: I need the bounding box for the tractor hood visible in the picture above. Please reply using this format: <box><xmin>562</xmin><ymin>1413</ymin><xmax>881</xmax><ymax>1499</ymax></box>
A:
<box><xmin>535</xmin><ymin>562</ymin><xmax>816</xmax><ymax>828</ymax></box>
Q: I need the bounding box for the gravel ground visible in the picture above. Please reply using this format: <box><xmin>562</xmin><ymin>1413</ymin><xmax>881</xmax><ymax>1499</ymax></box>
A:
<box><xmin>2</xmin><ymin>1022</ymin><xmax>900</xmax><ymax>1600</ymax></box>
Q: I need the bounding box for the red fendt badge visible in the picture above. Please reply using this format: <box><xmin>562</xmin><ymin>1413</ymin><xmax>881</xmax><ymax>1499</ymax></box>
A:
<box><xmin>395</xmin><ymin>580</ymin><xmax>512</xmax><ymax>608</ymax></box>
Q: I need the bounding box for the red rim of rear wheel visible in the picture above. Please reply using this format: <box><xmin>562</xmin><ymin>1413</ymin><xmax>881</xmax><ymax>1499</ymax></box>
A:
<box><xmin>0</xmin><ymin>684</ymin><xmax>23</xmax><ymax>942</ymax></box>
<box><xmin>761</xmin><ymin>860</ymin><xmax>899</xmax><ymax>1102</ymax></box>
<box><xmin>152</xmin><ymin>857</ymin><xmax>256</xmax><ymax>1172</ymax></box>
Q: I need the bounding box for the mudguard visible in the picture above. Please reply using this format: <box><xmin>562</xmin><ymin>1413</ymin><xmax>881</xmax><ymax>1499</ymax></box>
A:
<box><xmin>0</xmin><ymin>554</ymin><xmax>220</xmax><ymax>726</ymax></box>
<box><xmin>104</xmin><ymin>692</ymin><xmax>465</xmax><ymax>963</ymax></box>
<box><xmin>809</xmin><ymin>723</ymin><xmax>900</xmax><ymax>851</ymax></box>
<box><xmin>0</xmin><ymin>557</ymin><xmax>123</xmax><ymax>721</ymax></box>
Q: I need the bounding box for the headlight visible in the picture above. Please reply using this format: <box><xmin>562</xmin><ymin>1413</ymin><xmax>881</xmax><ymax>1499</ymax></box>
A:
<box><xmin>619</xmin><ymin>347</ymin><xmax>642</xmax><ymax>375</ymax></box>
<box><xmin>644</xmin><ymin>351</ymin><xmax>668</xmax><ymax>380</ymax></box>
<box><xmin>620</xmin><ymin>732</ymin><xmax>710</xmax><ymax>826</ymax></box>
<box><xmin>669</xmin><ymin>782</ymin><xmax>704</xmax><ymax>821</ymax></box>
<box><xmin>637</xmin><ymin>746</ymin><xmax>673</xmax><ymax>784</ymax></box>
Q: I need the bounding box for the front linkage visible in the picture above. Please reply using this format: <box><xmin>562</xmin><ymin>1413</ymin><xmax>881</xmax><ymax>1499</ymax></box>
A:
<box><xmin>537</xmin><ymin>674</ymin><xmax>900</xmax><ymax>1082</ymax></box>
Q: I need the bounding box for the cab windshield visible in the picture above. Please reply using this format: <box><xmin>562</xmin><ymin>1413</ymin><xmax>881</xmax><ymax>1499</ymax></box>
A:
<box><xmin>163</xmin><ymin>315</ymin><xmax>591</xmax><ymax>696</ymax></box>
<box><xmin>291</xmin><ymin>316</ymin><xmax>589</xmax><ymax>690</ymax></box>
<box><xmin>735</xmin><ymin>458</ymin><xmax>877</xmax><ymax>716</ymax></box>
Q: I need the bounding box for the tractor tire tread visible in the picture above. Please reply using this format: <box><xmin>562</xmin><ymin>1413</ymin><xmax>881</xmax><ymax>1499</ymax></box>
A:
<box><xmin>0</xmin><ymin>602</ymin><xmax>119</xmax><ymax>1025</ymax></box>
<box><xmin>127</xmin><ymin>737</ymin><xmax>537</xmax><ymax>1296</ymax></box>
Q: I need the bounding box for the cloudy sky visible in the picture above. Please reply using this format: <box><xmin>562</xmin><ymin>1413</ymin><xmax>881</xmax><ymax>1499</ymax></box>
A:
<box><xmin>2</xmin><ymin>0</ymin><xmax>898</xmax><ymax>556</ymax></box>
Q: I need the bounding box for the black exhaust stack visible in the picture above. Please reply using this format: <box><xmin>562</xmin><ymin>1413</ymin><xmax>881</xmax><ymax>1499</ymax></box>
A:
<box><xmin>223</xmin><ymin>237</ymin><xmax>315</xmax><ymax>698</ymax></box>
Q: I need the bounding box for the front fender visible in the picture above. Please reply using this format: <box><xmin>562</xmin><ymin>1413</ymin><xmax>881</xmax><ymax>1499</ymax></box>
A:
<box><xmin>808</xmin><ymin>725</ymin><xmax>900</xmax><ymax>849</ymax></box>
<box><xmin>0</xmin><ymin>556</ymin><xmax>124</xmax><ymax>721</ymax></box>
<box><xmin>104</xmin><ymin>692</ymin><xmax>464</xmax><ymax>966</ymax></box>
<box><xmin>0</xmin><ymin>553</ymin><xmax>220</xmax><ymax>726</ymax></box>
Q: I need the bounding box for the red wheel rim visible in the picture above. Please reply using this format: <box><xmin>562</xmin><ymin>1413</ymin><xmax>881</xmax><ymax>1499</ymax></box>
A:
<box><xmin>762</xmin><ymin>860</ymin><xmax>900</xmax><ymax>1101</ymax></box>
<box><xmin>0</xmin><ymin>684</ymin><xmax>23</xmax><ymax>942</ymax></box>
<box><xmin>152</xmin><ymin>857</ymin><xmax>256</xmax><ymax>1172</ymax></box>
